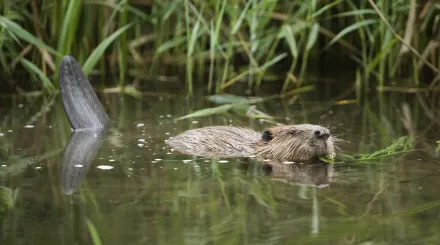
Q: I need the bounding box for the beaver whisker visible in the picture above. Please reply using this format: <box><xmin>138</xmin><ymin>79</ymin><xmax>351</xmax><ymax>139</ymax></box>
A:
<box><xmin>330</xmin><ymin>135</ymin><xmax>348</xmax><ymax>144</ymax></box>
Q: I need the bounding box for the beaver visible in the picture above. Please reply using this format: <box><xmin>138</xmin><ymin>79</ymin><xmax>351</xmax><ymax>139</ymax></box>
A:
<box><xmin>166</xmin><ymin>124</ymin><xmax>336</xmax><ymax>161</ymax></box>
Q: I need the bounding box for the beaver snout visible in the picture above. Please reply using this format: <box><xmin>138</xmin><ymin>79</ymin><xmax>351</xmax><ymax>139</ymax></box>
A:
<box><xmin>314</xmin><ymin>129</ymin><xmax>330</xmax><ymax>140</ymax></box>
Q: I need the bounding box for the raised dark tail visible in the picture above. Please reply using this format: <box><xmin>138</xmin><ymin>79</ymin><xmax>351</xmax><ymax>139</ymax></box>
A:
<box><xmin>59</xmin><ymin>56</ymin><xmax>110</xmax><ymax>130</ymax></box>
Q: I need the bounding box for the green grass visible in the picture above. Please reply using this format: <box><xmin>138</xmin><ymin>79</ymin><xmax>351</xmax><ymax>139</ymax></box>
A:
<box><xmin>0</xmin><ymin>0</ymin><xmax>439</xmax><ymax>94</ymax></box>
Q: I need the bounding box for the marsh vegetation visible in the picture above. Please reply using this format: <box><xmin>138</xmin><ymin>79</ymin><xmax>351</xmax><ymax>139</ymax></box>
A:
<box><xmin>1</xmin><ymin>1</ymin><xmax>440</xmax><ymax>245</ymax></box>
<box><xmin>1</xmin><ymin>0</ymin><xmax>439</xmax><ymax>94</ymax></box>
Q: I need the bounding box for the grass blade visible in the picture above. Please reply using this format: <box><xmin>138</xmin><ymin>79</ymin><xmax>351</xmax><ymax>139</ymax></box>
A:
<box><xmin>214</xmin><ymin>0</ymin><xmax>227</xmax><ymax>44</ymax></box>
<box><xmin>325</xmin><ymin>19</ymin><xmax>378</xmax><ymax>49</ymax></box>
<box><xmin>306</xmin><ymin>23</ymin><xmax>320</xmax><ymax>51</ymax></box>
<box><xmin>86</xmin><ymin>219</ymin><xmax>102</xmax><ymax>245</ymax></box>
<box><xmin>56</xmin><ymin>0</ymin><xmax>82</xmax><ymax>56</ymax></box>
<box><xmin>231</xmin><ymin>0</ymin><xmax>253</xmax><ymax>34</ymax></box>
<box><xmin>310</xmin><ymin>0</ymin><xmax>344</xmax><ymax>19</ymax></box>
<box><xmin>207</xmin><ymin>95</ymin><xmax>265</xmax><ymax>104</ymax></box>
<box><xmin>0</xmin><ymin>16</ymin><xmax>61</xmax><ymax>57</ymax></box>
<box><xmin>282</xmin><ymin>25</ymin><xmax>298</xmax><ymax>58</ymax></box>
<box><xmin>367</xmin><ymin>38</ymin><xmax>398</xmax><ymax>72</ymax></box>
<box><xmin>188</xmin><ymin>19</ymin><xmax>201</xmax><ymax>56</ymax></box>
<box><xmin>332</xmin><ymin>9</ymin><xmax>377</xmax><ymax>18</ymax></box>
<box><xmin>221</xmin><ymin>53</ymin><xmax>288</xmax><ymax>90</ymax></box>
<box><xmin>82</xmin><ymin>23</ymin><xmax>133</xmax><ymax>75</ymax></box>
<box><xmin>20</xmin><ymin>58</ymin><xmax>55</xmax><ymax>91</ymax></box>
<box><xmin>156</xmin><ymin>37</ymin><xmax>186</xmax><ymax>54</ymax></box>
<box><xmin>175</xmin><ymin>104</ymin><xmax>233</xmax><ymax>121</ymax></box>
<box><xmin>103</xmin><ymin>0</ymin><xmax>127</xmax><ymax>37</ymax></box>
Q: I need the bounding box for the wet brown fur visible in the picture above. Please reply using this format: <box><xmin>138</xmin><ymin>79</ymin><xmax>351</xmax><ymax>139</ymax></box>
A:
<box><xmin>166</xmin><ymin>124</ymin><xmax>335</xmax><ymax>161</ymax></box>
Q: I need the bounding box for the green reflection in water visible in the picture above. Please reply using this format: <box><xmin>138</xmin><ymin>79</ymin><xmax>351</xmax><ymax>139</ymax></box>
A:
<box><xmin>0</xmin><ymin>91</ymin><xmax>439</xmax><ymax>245</ymax></box>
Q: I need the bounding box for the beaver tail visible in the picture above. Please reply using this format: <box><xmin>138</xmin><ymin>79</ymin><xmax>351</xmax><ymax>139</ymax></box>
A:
<box><xmin>59</xmin><ymin>56</ymin><xmax>110</xmax><ymax>130</ymax></box>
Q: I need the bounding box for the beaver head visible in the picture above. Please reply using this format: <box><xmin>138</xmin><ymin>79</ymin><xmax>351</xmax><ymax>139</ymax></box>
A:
<box><xmin>254</xmin><ymin>124</ymin><xmax>335</xmax><ymax>161</ymax></box>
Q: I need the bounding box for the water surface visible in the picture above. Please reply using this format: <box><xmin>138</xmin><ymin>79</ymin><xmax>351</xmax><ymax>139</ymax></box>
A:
<box><xmin>1</xmin><ymin>90</ymin><xmax>439</xmax><ymax>245</ymax></box>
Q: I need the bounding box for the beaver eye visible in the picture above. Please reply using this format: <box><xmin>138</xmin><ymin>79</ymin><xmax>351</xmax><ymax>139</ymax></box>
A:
<box><xmin>289</xmin><ymin>130</ymin><xmax>297</xmax><ymax>135</ymax></box>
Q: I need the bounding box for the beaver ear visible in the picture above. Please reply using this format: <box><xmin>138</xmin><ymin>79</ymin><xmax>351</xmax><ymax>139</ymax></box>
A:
<box><xmin>261</xmin><ymin>130</ymin><xmax>273</xmax><ymax>142</ymax></box>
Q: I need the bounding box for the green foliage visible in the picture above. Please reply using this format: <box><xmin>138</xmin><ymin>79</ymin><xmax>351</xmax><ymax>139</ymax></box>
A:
<box><xmin>174</xmin><ymin>104</ymin><xmax>234</xmax><ymax>121</ymax></box>
<box><xmin>207</xmin><ymin>94</ymin><xmax>266</xmax><ymax>104</ymax></box>
<box><xmin>0</xmin><ymin>0</ymin><xmax>439</xmax><ymax>94</ymax></box>
<box><xmin>0</xmin><ymin>186</ymin><xmax>19</xmax><ymax>213</ymax></box>
<box><xmin>82</xmin><ymin>23</ymin><xmax>133</xmax><ymax>76</ymax></box>
<box><xmin>174</xmin><ymin>94</ymin><xmax>295</xmax><ymax>121</ymax></box>
<box><xmin>0</xmin><ymin>16</ymin><xmax>61</xmax><ymax>57</ymax></box>
<box><xmin>19</xmin><ymin>58</ymin><xmax>56</xmax><ymax>92</ymax></box>
<box><xmin>337</xmin><ymin>136</ymin><xmax>414</xmax><ymax>164</ymax></box>
<box><xmin>86</xmin><ymin>219</ymin><xmax>103</xmax><ymax>245</ymax></box>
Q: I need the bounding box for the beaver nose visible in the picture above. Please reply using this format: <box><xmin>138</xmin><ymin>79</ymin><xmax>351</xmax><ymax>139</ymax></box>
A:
<box><xmin>314</xmin><ymin>130</ymin><xmax>330</xmax><ymax>140</ymax></box>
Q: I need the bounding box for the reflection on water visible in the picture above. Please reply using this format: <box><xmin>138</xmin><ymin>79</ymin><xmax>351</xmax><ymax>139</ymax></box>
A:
<box><xmin>262</xmin><ymin>160</ymin><xmax>334</xmax><ymax>188</ymax></box>
<box><xmin>1</xmin><ymin>90</ymin><xmax>440</xmax><ymax>245</ymax></box>
<box><xmin>60</xmin><ymin>129</ymin><xmax>108</xmax><ymax>195</ymax></box>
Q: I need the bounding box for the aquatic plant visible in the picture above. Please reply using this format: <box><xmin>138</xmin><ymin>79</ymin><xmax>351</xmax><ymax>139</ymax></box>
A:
<box><xmin>0</xmin><ymin>186</ymin><xmax>19</xmax><ymax>212</ymax></box>
<box><xmin>0</xmin><ymin>0</ymin><xmax>438</xmax><ymax>94</ymax></box>
<box><xmin>333</xmin><ymin>136</ymin><xmax>415</xmax><ymax>164</ymax></box>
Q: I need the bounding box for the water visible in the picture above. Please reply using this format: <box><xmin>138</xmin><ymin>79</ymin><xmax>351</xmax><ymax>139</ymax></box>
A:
<box><xmin>1</xmin><ymin>90</ymin><xmax>440</xmax><ymax>245</ymax></box>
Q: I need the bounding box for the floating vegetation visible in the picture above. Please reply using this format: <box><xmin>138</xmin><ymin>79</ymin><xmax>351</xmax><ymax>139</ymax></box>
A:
<box><xmin>174</xmin><ymin>95</ymin><xmax>277</xmax><ymax>121</ymax></box>
<box><xmin>335</xmin><ymin>136</ymin><xmax>414</xmax><ymax>164</ymax></box>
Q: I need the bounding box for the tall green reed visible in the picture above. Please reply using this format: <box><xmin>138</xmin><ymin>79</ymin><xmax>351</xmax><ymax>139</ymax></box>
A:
<box><xmin>0</xmin><ymin>0</ymin><xmax>438</xmax><ymax>95</ymax></box>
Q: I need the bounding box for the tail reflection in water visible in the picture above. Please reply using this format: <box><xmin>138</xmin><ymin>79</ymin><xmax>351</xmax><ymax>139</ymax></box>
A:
<box><xmin>60</xmin><ymin>130</ymin><xmax>107</xmax><ymax>195</ymax></box>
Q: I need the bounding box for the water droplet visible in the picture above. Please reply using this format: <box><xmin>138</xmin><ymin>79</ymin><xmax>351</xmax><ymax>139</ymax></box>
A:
<box><xmin>74</xmin><ymin>164</ymin><xmax>83</xmax><ymax>168</ymax></box>
<box><xmin>218</xmin><ymin>160</ymin><xmax>229</xmax><ymax>163</ymax></box>
<box><xmin>282</xmin><ymin>161</ymin><xmax>295</xmax><ymax>164</ymax></box>
<box><xmin>137</xmin><ymin>123</ymin><xmax>145</xmax><ymax>127</ymax></box>
<box><xmin>182</xmin><ymin>160</ymin><xmax>192</xmax><ymax>163</ymax></box>
<box><xmin>24</xmin><ymin>125</ymin><xmax>34</xmax><ymax>128</ymax></box>
<box><xmin>192</xmin><ymin>121</ymin><xmax>199</xmax><ymax>124</ymax></box>
<box><xmin>97</xmin><ymin>165</ymin><xmax>114</xmax><ymax>170</ymax></box>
